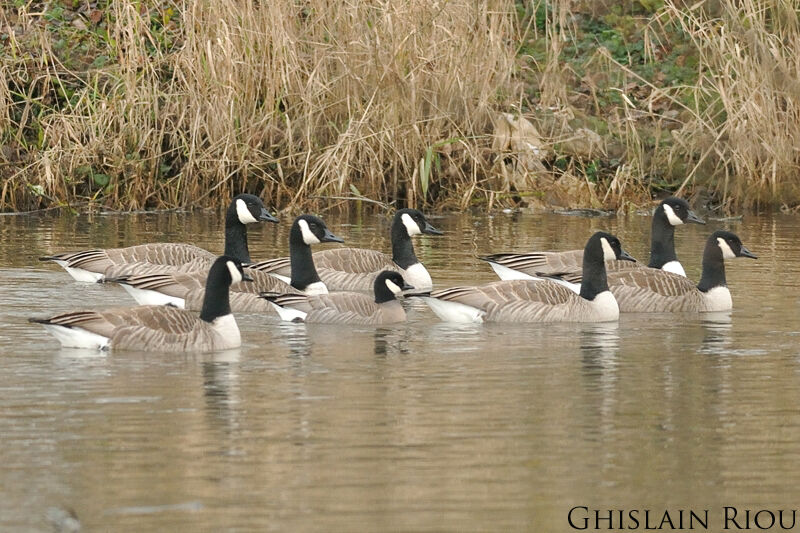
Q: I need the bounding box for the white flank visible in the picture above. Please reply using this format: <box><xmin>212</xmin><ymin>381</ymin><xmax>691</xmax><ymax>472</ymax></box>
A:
<box><xmin>717</xmin><ymin>238</ymin><xmax>736</xmax><ymax>259</ymax></box>
<box><xmin>703</xmin><ymin>286</ymin><xmax>733</xmax><ymax>312</ymax></box>
<box><xmin>60</xmin><ymin>263</ymin><xmax>104</xmax><ymax>283</ymax></box>
<box><xmin>42</xmin><ymin>324</ymin><xmax>110</xmax><ymax>350</ymax></box>
<box><xmin>269</xmin><ymin>302</ymin><xmax>308</xmax><ymax>322</ymax></box>
<box><xmin>121</xmin><ymin>284</ymin><xmax>186</xmax><ymax>308</ymax></box>
<box><xmin>662</xmin><ymin>203</ymin><xmax>684</xmax><ymax>226</ymax></box>
<box><xmin>298</xmin><ymin>219</ymin><xmax>320</xmax><ymax>245</ymax></box>
<box><xmin>226</xmin><ymin>260</ymin><xmax>242</xmax><ymax>285</ymax></box>
<box><xmin>600</xmin><ymin>238</ymin><xmax>616</xmax><ymax>261</ymax></box>
<box><xmin>661</xmin><ymin>260</ymin><xmax>686</xmax><ymax>277</ymax></box>
<box><xmin>385</xmin><ymin>279</ymin><xmax>403</xmax><ymax>294</ymax></box>
<box><xmin>402</xmin><ymin>262</ymin><xmax>433</xmax><ymax>291</ymax></box>
<box><xmin>401</xmin><ymin>213</ymin><xmax>422</xmax><ymax>236</ymax></box>
<box><xmin>267</xmin><ymin>272</ymin><xmax>291</xmax><ymax>284</ymax></box>
<box><xmin>304</xmin><ymin>281</ymin><xmax>329</xmax><ymax>295</ymax></box>
<box><xmin>422</xmin><ymin>297</ymin><xmax>485</xmax><ymax>323</ymax></box>
<box><xmin>487</xmin><ymin>262</ymin><xmax>579</xmax><ymax>293</ymax></box>
<box><xmin>589</xmin><ymin>290</ymin><xmax>620</xmax><ymax>321</ymax></box>
<box><xmin>210</xmin><ymin>314</ymin><xmax>242</xmax><ymax>348</ymax></box>
<box><xmin>236</xmin><ymin>198</ymin><xmax>258</xmax><ymax>224</ymax></box>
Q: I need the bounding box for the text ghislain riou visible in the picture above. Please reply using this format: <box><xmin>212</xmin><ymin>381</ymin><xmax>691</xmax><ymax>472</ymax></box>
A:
<box><xmin>568</xmin><ymin>506</ymin><xmax>800</xmax><ymax>530</ymax></box>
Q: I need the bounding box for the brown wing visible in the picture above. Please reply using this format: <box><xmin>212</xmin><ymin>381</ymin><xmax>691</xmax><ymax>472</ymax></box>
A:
<box><xmin>110</xmin><ymin>321</ymin><xmax>226</xmax><ymax>352</ymax></box>
<box><xmin>480</xmin><ymin>249</ymin><xmax>584</xmax><ymax>276</ymax></box>
<box><xmin>608</xmin><ymin>269</ymin><xmax>705</xmax><ymax>312</ymax></box>
<box><xmin>248</xmin><ymin>248</ymin><xmax>394</xmax><ymax>279</ymax></box>
<box><xmin>35</xmin><ymin>305</ymin><xmax>201</xmax><ymax>339</ymax></box>
<box><xmin>43</xmin><ymin>243</ymin><xmax>214</xmax><ymax>275</ymax></box>
<box><xmin>103</xmin><ymin>257</ymin><xmax>211</xmax><ymax>279</ymax></box>
<box><xmin>431</xmin><ymin>280</ymin><xmax>596</xmax><ymax>323</ymax></box>
<box><xmin>545</xmin><ymin>259</ymin><xmax>643</xmax><ymax>285</ymax></box>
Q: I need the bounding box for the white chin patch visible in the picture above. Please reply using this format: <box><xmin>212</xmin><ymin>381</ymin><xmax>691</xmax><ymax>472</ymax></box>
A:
<box><xmin>385</xmin><ymin>278</ymin><xmax>403</xmax><ymax>295</ymax></box>
<box><xmin>236</xmin><ymin>199</ymin><xmax>258</xmax><ymax>224</ymax></box>
<box><xmin>226</xmin><ymin>261</ymin><xmax>243</xmax><ymax>285</ymax></box>
<box><xmin>600</xmin><ymin>238</ymin><xmax>617</xmax><ymax>261</ymax></box>
<box><xmin>401</xmin><ymin>213</ymin><xmax>422</xmax><ymax>236</ymax></box>
<box><xmin>717</xmin><ymin>238</ymin><xmax>736</xmax><ymax>259</ymax></box>
<box><xmin>298</xmin><ymin>219</ymin><xmax>321</xmax><ymax>245</ymax></box>
<box><xmin>662</xmin><ymin>203</ymin><xmax>684</xmax><ymax>226</ymax></box>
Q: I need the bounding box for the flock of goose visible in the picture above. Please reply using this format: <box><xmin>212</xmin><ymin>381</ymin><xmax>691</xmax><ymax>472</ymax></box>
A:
<box><xmin>30</xmin><ymin>194</ymin><xmax>757</xmax><ymax>353</ymax></box>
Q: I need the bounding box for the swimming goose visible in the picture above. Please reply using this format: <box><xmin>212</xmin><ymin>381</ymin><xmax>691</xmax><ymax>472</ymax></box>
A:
<box><xmin>602</xmin><ymin>230</ymin><xmax>757</xmax><ymax>313</ymax></box>
<box><xmin>421</xmin><ymin>232</ymin><xmax>635</xmax><ymax>323</ymax></box>
<box><xmin>40</xmin><ymin>194</ymin><xmax>277</xmax><ymax>282</ymax></box>
<box><xmin>106</xmin><ymin>215</ymin><xmax>344</xmax><ymax>311</ymax></box>
<box><xmin>262</xmin><ymin>270</ymin><xmax>414</xmax><ymax>324</ymax></box>
<box><xmin>480</xmin><ymin>197</ymin><xmax>704</xmax><ymax>284</ymax></box>
<box><xmin>29</xmin><ymin>256</ymin><xmax>252</xmax><ymax>352</ymax></box>
<box><xmin>248</xmin><ymin>208</ymin><xmax>443</xmax><ymax>292</ymax></box>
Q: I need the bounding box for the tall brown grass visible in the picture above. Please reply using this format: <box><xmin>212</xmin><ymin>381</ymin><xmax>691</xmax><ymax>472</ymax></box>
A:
<box><xmin>2</xmin><ymin>0</ymin><xmax>516</xmax><ymax>211</ymax></box>
<box><xmin>3</xmin><ymin>0</ymin><xmax>800</xmax><ymax>212</ymax></box>
<box><xmin>660</xmin><ymin>0</ymin><xmax>800</xmax><ymax>210</ymax></box>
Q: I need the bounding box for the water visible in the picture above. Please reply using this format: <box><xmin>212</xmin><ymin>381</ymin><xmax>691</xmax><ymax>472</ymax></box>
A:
<box><xmin>0</xmin><ymin>208</ymin><xmax>798</xmax><ymax>531</ymax></box>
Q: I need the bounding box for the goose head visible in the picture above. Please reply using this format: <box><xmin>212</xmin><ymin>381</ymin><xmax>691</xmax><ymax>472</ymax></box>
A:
<box><xmin>585</xmin><ymin>232</ymin><xmax>636</xmax><ymax>263</ymax></box>
<box><xmin>658</xmin><ymin>197</ymin><xmax>705</xmax><ymax>226</ymax></box>
<box><xmin>231</xmin><ymin>193</ymin><xmax>279</xmax><ymax>224</ymax></box>
<box><xmin>292</xmin><ymin>215</ymin><xmax>344</xmax><ymax>245</ymax></box>
<box><xmin>712</xmin><ymin>230</ymin><xmax>757</xmax><ymax>260</ymax></box>
<box><xmin>395</xmin><ymin>208</ymin><xmax>443</xmax><ymax>236</ymax></box>
<box><xmin>374</xmin><ymin>270</ymin><xmax>414</xmax><ymax>303</ymax></box>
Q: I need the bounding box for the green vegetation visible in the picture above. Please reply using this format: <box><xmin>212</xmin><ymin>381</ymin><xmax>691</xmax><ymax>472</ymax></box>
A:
<box><xmin>2</xmin><ymin>1</ymin><xmax>799</xmax><ymax>213</ymax></box>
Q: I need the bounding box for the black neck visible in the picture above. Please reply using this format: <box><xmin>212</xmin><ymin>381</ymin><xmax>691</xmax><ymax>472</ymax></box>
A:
<box><xmin>697</xmin><ymin>239</ymin><xmax>727</xmax><ymax>292</ymax></box>
<box><xmin>579</xmin><ymin>252</ymin><xmax>609</xmax><ymax>301</ymax></box>
<box><xmin>648</xmin><ymin>208</ymin><xmax>678</xmax><ymax>268</ymax></box>
<box><xmin>374</xmin><ymin>282</ymin><xmax>397</xmax><ymax>304</ymax></box>
<box><xmin>224</xmin><ymin>210</ymin><xmax>251</xmax><ymax>263</ymax></box>
<box><xmin>391</xmin><ymin>218</ymin><xmax>418</xmax><ymax>269</ymax></box>
<box><xmin>200</xmin><ymin>273</ymin><xmax>231</xmax><ymax>322</ymax></box>
<box><xmin>289</xmin><ymin>228</ymin><xmax>321</xmax><ymax>291</ymax></box>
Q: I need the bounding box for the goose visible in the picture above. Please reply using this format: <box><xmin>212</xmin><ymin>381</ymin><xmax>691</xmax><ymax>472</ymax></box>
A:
<box><xmin>420</xmin><ymin>232</ymin><xmax>635</xmax><ymax>323</ymax></box>
<box><xmin>29</xmin><ymin>256</ymin><xmax>253</xmax><ymax>352</ymax></box>
<box><xmin>105</xmin><ymin>215</ymin><xmax>344</xmax><ymax>311</ymax></box>
<box><xmin>262</xmin><ymin>270</ymin><xmax>413</xmax><ymax>324</ymax></box>
<box><xmin>599</xmin><ymin>230</ymin><xmax>757</xmax><ymax>313</ymax></box>
<box><xmin>248</xmin><ymin>208</ymin><xmax>443</xmax><ymax>292</ymax></box>
<box><xmin>480</xmin><ymin>197</ymin><xmax>704</xmax><ymax>285</ymax></box>
<box><xmin>39</xmin><ymin>194</ymin><xmax>278</xmax><ymax>282</ymax></box>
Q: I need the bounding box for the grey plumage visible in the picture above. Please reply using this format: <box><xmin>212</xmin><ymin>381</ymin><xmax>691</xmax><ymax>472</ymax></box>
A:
<box><xmin>30</xmin><ymin>256</ymin><xmax>251</xmax><ymax>352</ymax></box>
<box><xmin>263</xmin><ymin>270</ymin><xmax>412</xmax><ymax>324</ymax></box>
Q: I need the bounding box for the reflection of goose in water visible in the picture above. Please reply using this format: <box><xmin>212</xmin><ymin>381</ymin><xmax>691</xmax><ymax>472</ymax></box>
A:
<box><xmin>202</xmin><ymin>356</ymin><xmax>242</xmax><ymax>436</ymax></box>
<box><xmin>578</xmin><ymin>322</ymin><xmax>620</xmax><ymax>377</ymax></box>
<box><xmin>698</xmin><ymin>311</ymin><xmax>733</xmax><ymax>355</ymax></box>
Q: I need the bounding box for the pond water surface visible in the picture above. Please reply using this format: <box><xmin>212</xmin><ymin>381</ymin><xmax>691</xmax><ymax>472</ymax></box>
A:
<box><xmin>0</xmin><ymin>208</ymin><xmax>798</xmax><ymax>531</ymax></box>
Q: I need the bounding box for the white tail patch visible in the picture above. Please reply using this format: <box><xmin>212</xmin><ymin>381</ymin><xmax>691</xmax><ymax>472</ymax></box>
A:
<box><xmin>600</xmin><ymin>238</ymin><xmax>617</xmax><ymax>261</ymax></box>
<box><xmin>661</xmin><ymin>260</ymin><xmax>686</xmax><ymax>277</ymax></box>
<box><xmin>422</xmin><ymin>297</ymin><xmax>485</xmax><ymax>323</ymax></box>
<box><xmin>121</xmin><ymin>284</ymin><xmax>186</xmax><ymax>308</ymax></box>
<box><xmin>487</xmin><ymin>262</ymin><xmax>539</xmax><ymax>281</ymax></box>
<box><xmin>385</xmin><ymin>278</ymin><xmax>403</xmax><ymax>295</ymax></box>
<box><xmin>236</xmin><ymin>198</ymin><xmax>258</xmax><ymax>224</ymax></box>
<box><xmin>401</xmin><ymin>213</ymin><xmax>422</xmax><ymax>236</ymax></box>
<box><xmin>269</xmin><ymin>301</ymin><xmax>308</xmax><ymax>322</ymax></box>
<box><xmin>267</xmin><ymin>272</ymin><xmax>291</xmax><ymax>284</ymax></box>
<box><xmin>41</xmin><ymin>324</ymin><xmax>110</xmax><ymax>350</ymax></box>
<box><xmin>662</xmin><ymin>203</ymin><xmax>684</xmax><ymax>226</ymax></box>
<box><xmin>60</xmin><ymin>263</ymin><xmax>104</xmax><ymax>283</ymax></box>
<box><xmin>226</xmin><ymin>261</ymin><xmax>243</xmax><ymax>285</ymax></box>
<box><xmin>717</xmin><ymin>238</ymin><xmax>736</xmax><ymax>259</ymax></box>
<box><xmin>298</xmin><ymin>219</ymin><xmax>321</xmax><ymax>245</ymax></box>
